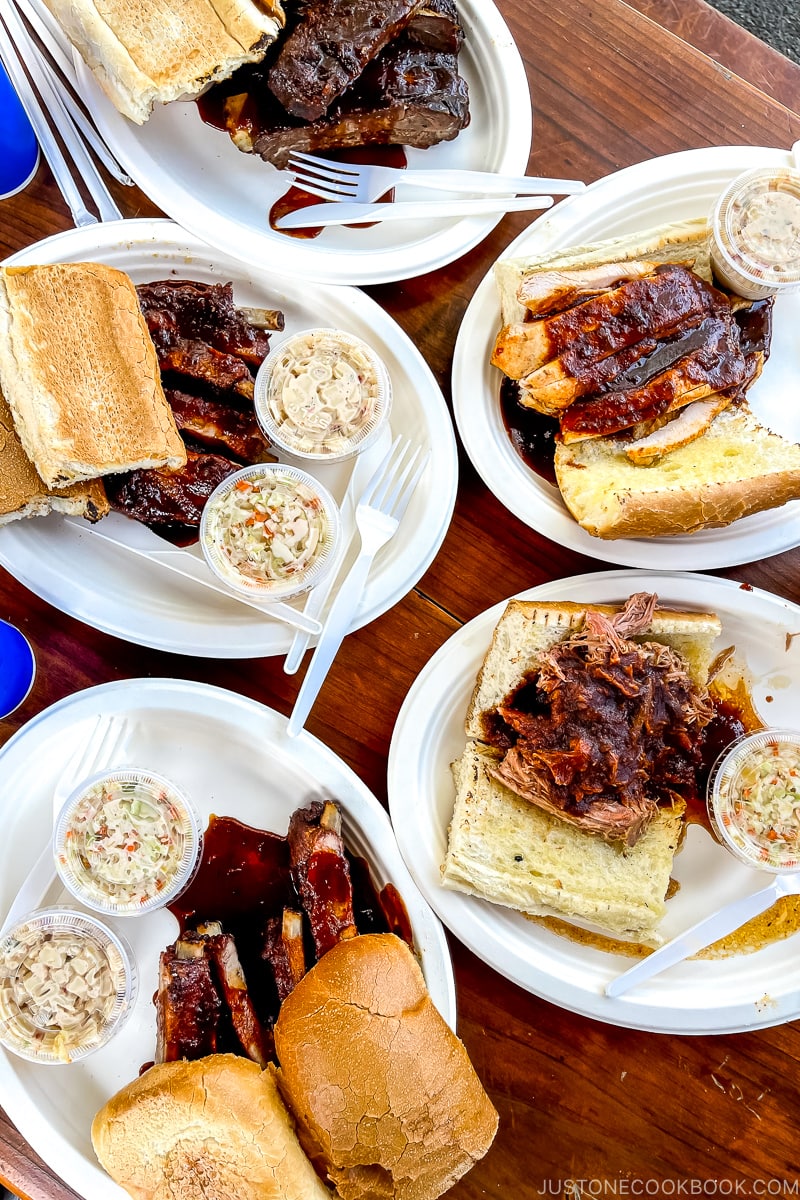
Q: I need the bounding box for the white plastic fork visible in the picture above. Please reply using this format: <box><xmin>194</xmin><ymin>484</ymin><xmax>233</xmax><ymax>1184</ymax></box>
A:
<box><xmin>286</xmin><ymin>150</ymin><xmax>586</xmax><ymax>203</ymax></box>
<box><xmin>286</xmin><ymin>436</ymin><xmax>429</xmax><ymax>737</ymax></box>
<box><xmin>0</xmin><ymin>715</ymin><xmax>130</xmax><ymax>936</ymax></box>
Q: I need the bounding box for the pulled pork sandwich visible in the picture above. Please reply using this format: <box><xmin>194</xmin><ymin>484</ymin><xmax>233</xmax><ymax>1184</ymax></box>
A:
<box><xmin>443</xmin><ymin>593</ymin><xmax>724</xmax><ymax>942</ymax></box>
<box><xmin>487</xmin><ymin>592</ymin><xmax>715</xmax><ymax>848</ymax></box>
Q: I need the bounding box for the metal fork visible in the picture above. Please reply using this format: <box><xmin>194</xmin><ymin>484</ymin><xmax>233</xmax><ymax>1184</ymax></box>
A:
<box><xmin>286</xmin><ymin>436</ymin><xmax>430</xmax><ymax>737</ymax></box>
<box><xmin>286</xmin><ymin>150</ymin><xmax>586</xmax><ymax>204</ymax></box>
<box><xmin>0</xmin><ymin>715</ymin><xmax>130</xmax><ymax>935</ymax></box>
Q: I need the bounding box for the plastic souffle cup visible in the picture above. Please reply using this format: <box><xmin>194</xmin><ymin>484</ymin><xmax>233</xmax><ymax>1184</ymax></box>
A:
<box><xmin>709</xmin><ymin>166</ymin><xmax>800</xmax><ymax>300</ymax></box>
<box><xmin>254</xmin><ymin>327</ymin><xmax>392</xmax><ymax>465</ymax></box>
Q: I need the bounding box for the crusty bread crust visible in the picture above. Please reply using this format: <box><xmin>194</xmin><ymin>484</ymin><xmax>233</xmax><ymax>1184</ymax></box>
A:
<box><xmin>274</xmin><ymin>934</ymin><xmax>498</xmax><ymax>1200</ymax></box>
<box><xmin>42</xmin><ymin>0</ymin><xmax>283</xmax><ymax>123</ymax></box>
<box><xmin>0</xmin><ymin>392</ymin><xmax>108</xmax><ymax>525</ymax></box>
<box><xmin>91</xmin><ymin>1054</ymin><xmax>331</xmax><ymax>1200</ymax></box>
<box><xmin>443</xmin><ymin>742</ymin><xmax>684</xmax><ymax>944</ymax></box>
<box><xmin>465</xmin><ymin>598</ymin><xmax>722</xmax><ymax>739</ymax></box>
<box><xmin>555</xmin><ymin>402</ymin><xmax>800</xmax><ymax>538</ymax></box>
<box><xmin>0</xmin><ymin>263</ymin><xmax>186</xmax><ymax>487</ymax></box>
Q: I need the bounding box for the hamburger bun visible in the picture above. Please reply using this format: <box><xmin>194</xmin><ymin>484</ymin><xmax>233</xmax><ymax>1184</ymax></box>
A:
<box><xmin>91</xmin><ymin>1054</ymin><xmax>332</xmax><ymax>1200</ymax></box>
<box><xmin>274</xmin><ymin>933</ymin><xmax>498</xmax><ymax>1200</ymax></box>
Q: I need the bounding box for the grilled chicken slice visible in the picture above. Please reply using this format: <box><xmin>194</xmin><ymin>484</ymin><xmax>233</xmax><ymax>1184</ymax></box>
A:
<box><xmin>559</xmin><ymin>316</ymin><xmax>747</xmax><ymax>442</ymax></box>
<box><xmin>624</xmin><ymin>394</ymin><xmax>735</xmax><ymax>465</ymax></box>
<box><xmin>288</xmin><ymin>799</ymin><xmax>358</xmax><ymax>960</ymax></box>
<box><xmin>492</xmin><ymin>265</ymin><xmax>724</xmax><ymax>381</ymax></box>
<box><xmin>155</xmin><ymin>937</ymin><xmax>222</xmax><ymax>1064</ymax></box>
<box><xmin>516</xmin><ymin>258</ymin><xmax>662</xmax><ymax>317</ymax></box>
<box><xmin>197</xmin><ymin>922</ymin><xmax>273</xmax><ymax>1067</ymax></box>
<box><xmin>263</xmin><ymin>908</ymin><xmax>307</xmax><ymax>1002</ymax></box>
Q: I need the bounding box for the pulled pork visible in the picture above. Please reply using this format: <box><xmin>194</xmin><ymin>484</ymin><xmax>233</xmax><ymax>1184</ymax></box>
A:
<box><xmin>486</xmin><ymin>593</ymin><xmax>714</xmax><ymax>847</ymax></box>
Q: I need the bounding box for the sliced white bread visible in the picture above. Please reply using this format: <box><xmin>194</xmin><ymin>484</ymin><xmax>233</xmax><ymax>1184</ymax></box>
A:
<box><xmin>554</xmin><ymin>402</ymin><xmax>800</xmax><ymax>539</ymax></box>
<box><xmin>42</xmin><ymin>0</ymin><xmax>283</xmax><ymax>123</ymax></box>
<box><xmin>0</xmin><ymin>392</ymin><xmax>108</xmax><ymax>525</ymax></box>
<box><xmin>465</xmin><ymin>598</ymin><xmax>722</xmax><ymax>740</ymax></box>
<box><xmin>0</xmin><ymin>263</ymin><xmax>186</xmax><ymax>488</ymax></box>
<box><xmin>443</xmin><ymin>741</ymin><xmax>685</xmax><ymax>943</ymax></box>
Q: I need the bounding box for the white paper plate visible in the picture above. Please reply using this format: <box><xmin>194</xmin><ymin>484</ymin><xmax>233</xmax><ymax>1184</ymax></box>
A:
<box><xmin>0</xmin><ymin>677</ymin><xmax>455</xmax><ymax>1200</ymax></box>
<box><xmin>0</xmin><ymin>220</ymin><xmax>457</xmax><ymax>657</ymax></box>
<box><xmin>72</xmin><ymin>0</ymin><xmax>532</xmax><ymax>286</ymax></box>
<box><xmin>388</xmin><ymin>569</ymin><xmax>800</xmax><ymax>1035</ymax></box>
<box><xmin>453</xmin><ymin>145</ymin><xmax>800</xmax><ymax>570</ymax></box>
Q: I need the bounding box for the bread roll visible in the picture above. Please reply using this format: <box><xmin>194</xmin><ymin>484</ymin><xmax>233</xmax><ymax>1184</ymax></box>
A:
<box><xmin>274</xmin><ymin>933</ymin><xmax>498</xmax><ymax>1200</ymax></box>
<box><xmin>91</xmin><ymin>1054</ymin><xmax>332</xmax><ymax>1200</ymax></box>
<box><xmin>494</xmin><ymin>218</ymin><xmax>712</xmax><ymax>325</ymax></box>
<box><xmin>555</xmin><ymin>402</ymin><xmax>800</xmax><ymax>538</ymax></box>
<box><xmin>0</xmin><ymin>263</ymin><xmax>186</xmax><ymax>488</ymax></box>
<box><xmin>0</xmin><ymin>391</ymin><xmax>108</xmax><ymax>525</ymax></box>
<box><xmin>42</xmin><ymin>0</ymin><xmax>284</xmax><ymax>123</ymax></box>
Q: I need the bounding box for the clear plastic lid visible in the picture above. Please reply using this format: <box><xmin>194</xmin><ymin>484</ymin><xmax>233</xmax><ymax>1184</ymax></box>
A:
<box><xmin>710</xmin><ymin>167</ymin><xmax>800</xmax><ymax>298</ymax></box>
<box><xmin>54</xmin><ymin>767</ymin><xmax>202</xmax><ymax>915</ymax></box>
<box><xmin>0</xmin><ymin>907</ymin><xmax>136</xmax><ymax>1064</ymax></box>
<box><xmin>200</xmin><ymin>463</ymin><xmax>341</xmax><ymax>601</ymax></box>
<box><xmin>254</xmin><ymin>327</ymin><xmax>392</xmax><ymax>464</ymax></box>
<box><xmin>707</xmin><ymin>729</ymin><xmax>800</xmax><ymax>873</ymax></box>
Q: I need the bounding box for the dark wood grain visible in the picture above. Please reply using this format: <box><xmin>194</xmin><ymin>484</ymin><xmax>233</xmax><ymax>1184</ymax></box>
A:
<box><xmin>2</xmin><ymin>1</ymin><xmax>800</xmax><ymax>1198</ymax></box>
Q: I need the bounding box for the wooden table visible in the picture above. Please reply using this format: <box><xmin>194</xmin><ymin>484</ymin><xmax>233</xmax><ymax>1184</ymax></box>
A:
<box><xmin>2</xmin><ymin>1</ymin><xmax>800</xmax><ymax>1196</ymax></box>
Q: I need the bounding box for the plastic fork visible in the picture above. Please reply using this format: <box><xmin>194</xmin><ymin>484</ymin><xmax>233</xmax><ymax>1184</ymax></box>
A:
<box><xmin>0</xmin><ymin>715</ymin><xmax>130</xmax><ymax>935</ymax></box>
<box><xmin>286</xmin><ymin>150</ymin><xmax>587</xmax><ymax>203</ymax></box>
<box><xmin>286</xmin><ymin>436</ymin><xmax>429</xmax><ymax>737</ymax></box>
<box><xmin>605</xmin><ymin>870</ymin><xmax>800</xmax><ymax>997</ymax></box>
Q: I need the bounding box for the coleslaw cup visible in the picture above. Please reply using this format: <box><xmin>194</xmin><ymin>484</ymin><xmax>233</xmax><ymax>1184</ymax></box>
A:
<box><xmin>54</xmin><ymin>768</ymin><xmax>202</xmax><ymax>916</ymax></box>
<box><xmin>707</xmin><ymin>729</ymin><xmax>800</xmax><ymax>873</ymax></box>
<box><xmin>200</xmin><ymin>463</ymin><xmax>341</xmax><ymax>601</ymax></box>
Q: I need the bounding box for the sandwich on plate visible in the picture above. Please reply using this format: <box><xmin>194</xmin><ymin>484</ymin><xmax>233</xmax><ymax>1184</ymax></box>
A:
<box><xmin>492</xmin><ymin>219</ymin><xmax>800</xmax><ymax>539</ymax></box>
<box><xmin>442</xmin><ymin>592</ymin><xmax>728</xmax><ymax>945</ymax></box>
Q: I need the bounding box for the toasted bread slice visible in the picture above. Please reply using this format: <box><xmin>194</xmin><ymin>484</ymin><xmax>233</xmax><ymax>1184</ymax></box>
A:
<box><xmin>443</xmin><ymin>741</ymin><xmax>685</xmax><ymax>943</ymax></box>
<box><xmin>555</xmin><ymin>402</ymin><xmax>800</xmax><ymax>539</ymax></box>
<box><xmin>465</xmin><ymin>598</ymin><xmax>722</xmax><ymax>741</ymax></box>
<box><xmin>0</xmin><ymin>263</ymin><xmax>186</xmax><ymax>488</ymax></box>
<box><xmin>0</xmin><ymin>392</ymin><xmax>108</xmax><ymax>526</ymax></box>
<box><xmin>42</xmin><ymin>0</ymin><xmax>283</xmax><ymax>124</ymax></box>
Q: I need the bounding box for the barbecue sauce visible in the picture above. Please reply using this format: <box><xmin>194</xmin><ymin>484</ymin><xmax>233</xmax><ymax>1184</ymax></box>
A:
<box><xmin>500</xmin><ymin>376</ymin><xmax>559</xmax><ymax>484</ymax></box>
<box><xmin>168</xmin><ymin>813</ymin><xmax>411</xmax><ymax>947</ymax></box>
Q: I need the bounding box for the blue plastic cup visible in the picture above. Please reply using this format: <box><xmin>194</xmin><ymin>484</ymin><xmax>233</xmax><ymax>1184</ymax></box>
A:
<box><xmin>0</xmin><ymin>61</ymin><xmax>40</xmax><ymax>200</ymax></box>
<box><xmin>0</xmin><ymin>619</ymin><xmax>36</xmax><ymax>718</ymax></box>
